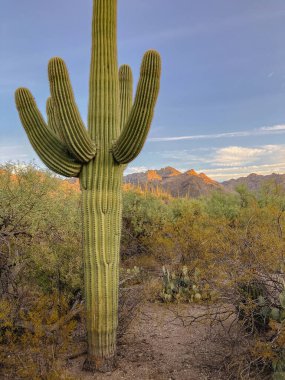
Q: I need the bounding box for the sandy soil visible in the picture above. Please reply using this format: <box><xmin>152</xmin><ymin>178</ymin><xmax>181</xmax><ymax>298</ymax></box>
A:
<box><xmin>66</xmin><ymin>303</ymin><xmax>225</xmax><ymax>380</ymax></box>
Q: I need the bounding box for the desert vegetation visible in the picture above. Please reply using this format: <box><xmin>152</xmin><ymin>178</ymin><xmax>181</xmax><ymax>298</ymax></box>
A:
<box><xmin>1</xmin><ymin>163</ymin><xmax>285</xmax><ymax>379</ymax></box>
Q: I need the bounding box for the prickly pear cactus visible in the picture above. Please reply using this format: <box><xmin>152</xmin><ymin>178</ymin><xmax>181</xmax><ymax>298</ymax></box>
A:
<box><xmin>15</xmin><ymin>0</ymin><xmax>161</xmax><ymax>372</ymax></box>
<box><xmin>270</xmin><ymin>288</ymin><xmax>285</xmax><ymax>323</ymax></box>
<box><xmin>160</xmin><ymin>266</ymin><xmax>212</xmax><ymax>303</ymax></box>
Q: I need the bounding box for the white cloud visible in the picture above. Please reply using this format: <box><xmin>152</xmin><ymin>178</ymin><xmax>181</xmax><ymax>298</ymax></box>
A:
<box><xmin>213</xmin><ymin>145</ymin><xmax>284</xmax><ymax>167</ymax></box>
<box><xmin>124</xmin><ymin>166</ymin><xmax>149</xmax><ymax>175</ymax></box>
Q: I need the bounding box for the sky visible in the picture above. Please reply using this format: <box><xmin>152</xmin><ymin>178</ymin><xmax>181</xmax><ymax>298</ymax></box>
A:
<box><xmin>1</xmin><ymin>0</ymin><xmax>285</xmax><ymax>181</ymax></box>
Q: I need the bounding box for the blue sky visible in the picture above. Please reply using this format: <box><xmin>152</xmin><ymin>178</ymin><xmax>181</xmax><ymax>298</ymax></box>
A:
<box><xmin>1</xmin><ymin>0</ymin><xmax>285</xmax><ymax>181</ymax></box>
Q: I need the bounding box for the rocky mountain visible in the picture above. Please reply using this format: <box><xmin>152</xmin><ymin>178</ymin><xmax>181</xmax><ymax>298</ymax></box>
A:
<box><xmin>124</xmin><ymin>167</ymin><xmax>222</xmax><ymax>197</ymax></box>
<box><xmin>222</xmin><ymin>173</ymin><xmax>285</xmax><ymax>192</ymax></box>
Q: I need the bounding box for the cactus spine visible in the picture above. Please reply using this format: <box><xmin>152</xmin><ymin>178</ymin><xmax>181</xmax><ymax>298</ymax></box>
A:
<box><xmin>15</xmin><ymin>0</ymin><xmax>161</xmax><ymax>372</ymax></box>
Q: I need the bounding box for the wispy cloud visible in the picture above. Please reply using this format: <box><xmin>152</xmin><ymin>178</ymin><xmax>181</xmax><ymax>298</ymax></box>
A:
<box><xmin>260</xmin><ymin>124</ymin><xmax>285</xmax><ymax>131</ymax></box>
<box><xmin>148</xmin><ymin>124</ymin><xmax>285</xmax><ymax>142</ymax></box>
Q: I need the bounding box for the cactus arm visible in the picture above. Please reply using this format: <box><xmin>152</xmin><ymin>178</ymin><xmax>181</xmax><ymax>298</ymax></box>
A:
<box><xmin>119</xmin><ymin>65</ymin><xmax>133</xmax><ymax>131</ymax></box>
<box><xmin>48</xmin><ymin>57</ymin><xmax>96</xmax><ymax>163</ymax></box>
<box><xmin>46</xmin><ymin>97</ymin><xmax>65</xmax><ymax>142</ymax></box>
<box><xmin>15</xmin><ymin>88</ymin><xmax>82</xmax><ymax>177</ymax></box>
<box><xmin>46</xmin><ymin>97</ymin><xmax>58</xmax><ymax>135</ymax></box>
<box><xmin>112</xmin><ymin>50</ymin><xmax>161</xmax><ymax>164</ymax></box>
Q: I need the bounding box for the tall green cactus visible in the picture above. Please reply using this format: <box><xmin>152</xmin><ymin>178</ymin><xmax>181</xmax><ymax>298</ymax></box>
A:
<box><xmin>15</xmin><ymin>0</ymin><xmax>161</xmax><ymax>372</ymax></box>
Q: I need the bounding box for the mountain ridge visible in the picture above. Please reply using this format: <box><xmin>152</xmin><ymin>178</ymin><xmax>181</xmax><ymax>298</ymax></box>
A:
<box><xmin>124</xmin><ymin>167</ymin><xmax>285</xmax><ymax>197</ymax></box>
<box><xmin>222</xmin><ymin>172</ymin><xmax>285</xmax><ymax>192</ymax></box>
<box><xmin>124</xmin><ymin>167</ymin><xmax>222</xmax><ymax>197</ymax></box>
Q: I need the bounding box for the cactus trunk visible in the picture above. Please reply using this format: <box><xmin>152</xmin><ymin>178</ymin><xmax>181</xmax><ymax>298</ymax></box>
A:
<box><xmin>81</xmin><ymin>183</ymin><xmax>122</xmax><ymax>370</ymax></box>
<box><xmin>81</xmin><ymin>163</ymin><xmax>123</xmax><ymax>370</ymax></box>
<box><xmin>15</xmin><ymin>0</ymin><xmax>161</xmax><ymax>372</ymax></box>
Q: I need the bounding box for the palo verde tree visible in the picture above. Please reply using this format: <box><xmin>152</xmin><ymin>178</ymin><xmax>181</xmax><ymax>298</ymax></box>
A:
<box><xmin>15</xmin><ymin>0</ymin><xmax>161</xmax><ymax>372</ymax></box>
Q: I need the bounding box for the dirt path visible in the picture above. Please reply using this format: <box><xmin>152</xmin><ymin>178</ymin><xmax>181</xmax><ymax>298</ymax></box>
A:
<box><xmin>67</xmin><ymin>303</ymin><xmax>224</xmax><ymax>380</ymax></box>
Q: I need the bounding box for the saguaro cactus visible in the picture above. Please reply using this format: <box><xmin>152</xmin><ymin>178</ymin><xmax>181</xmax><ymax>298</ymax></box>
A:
<box><xmin>15</xmin><ymin>0</ymin><xmax>161</xmax><ymax>373</ymax></box>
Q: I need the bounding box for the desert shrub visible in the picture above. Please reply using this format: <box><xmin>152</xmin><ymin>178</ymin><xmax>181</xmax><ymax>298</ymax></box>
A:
<box><xmin>0</xmin><ymin>164</ymin><xmax>82</xmax><ymax>379</ymax></box>
<box><xmin>121</xmin><ymin>190</ymin><xmax>173</xmax><ymax>265</ymax></box>
<box><xmin>146</xmin><ymin>199</ymin><xmax>214</xmax><ymax>269</ymax></box>
<box><xmin>0</xmin><ymin>163</ymin><xmax>82</xmax><ymax>301</ymax></box>
<box><xmin>0</xmin><ymin>292</ymin><xmax>81</xmax><ymax>379</ymax></box>
<box><xmin>203</xmin><ymin>190</ymin><xmax>241</xmax><ymax>221</ymax></box>
<box><xmin>235</xmin><ymin>184</ymin><xmax>258</xmax><ymax>209</ymax></box>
